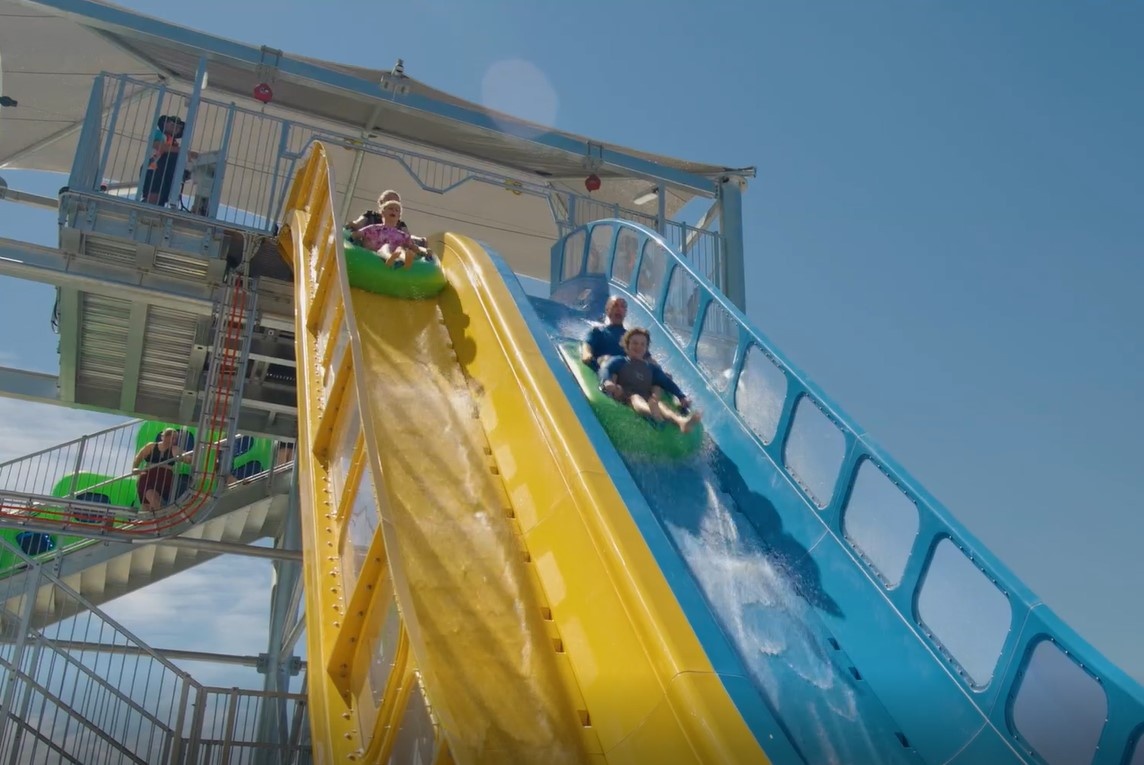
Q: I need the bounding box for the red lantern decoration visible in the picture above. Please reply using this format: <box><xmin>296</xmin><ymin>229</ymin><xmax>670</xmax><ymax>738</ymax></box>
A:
<box><xmin>584</xmin><ymin>174</ymin><xmax>601</xmax><ymax>193</ymax></box>
<box><xmin>253</xmin><ymin>83</ymin><xmax>274</xmax><ymax>104</ymax></box>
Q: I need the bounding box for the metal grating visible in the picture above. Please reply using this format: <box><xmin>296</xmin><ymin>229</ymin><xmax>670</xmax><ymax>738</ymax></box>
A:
<box><xmin>76</xmin><ymin>293</ymin><xmax>131</xmax><ymax>389</ymax></box>
<box><xmin>136</xmin><ymin>304</ymin><xmax>200</xmax><ymax>399</ymax></box>
<box><xmin>153</xmin><ymin>249</ymin><xmax>214</xmax><ymax>279</ymax></box>
<box><xmin>81</xmin><ymin>237</ymin><xmax>139</xmax><ymax>267</ymax></box>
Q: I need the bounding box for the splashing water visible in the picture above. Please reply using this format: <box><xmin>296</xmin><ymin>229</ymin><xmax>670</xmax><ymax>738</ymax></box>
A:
<box><xmin>631</xmin><ymin>457</ymin><xmax>918</xmax><ymax>765</ymax></box>
<box><xmin>531</xmin><ymin>296</ymin><xmax>921</xmax><ymax>765</ymax></box>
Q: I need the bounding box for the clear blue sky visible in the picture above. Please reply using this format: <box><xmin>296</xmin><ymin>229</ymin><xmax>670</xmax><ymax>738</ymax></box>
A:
<box><xmin>2</xmin><ymin>0</ymin><xmax>1142</xmax><ymax>686</ymax></box>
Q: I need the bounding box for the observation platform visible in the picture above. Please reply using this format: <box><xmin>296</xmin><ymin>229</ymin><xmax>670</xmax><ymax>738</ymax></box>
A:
<box><xmin>0</xmin><ymin>0</ymin><xmax>748</xmax><ymax>443</ymax></box>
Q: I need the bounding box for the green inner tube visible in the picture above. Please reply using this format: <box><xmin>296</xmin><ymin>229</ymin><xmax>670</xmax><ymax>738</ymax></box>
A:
<box><xmin>343</xmin><ymin>239</ymin><xmax>447</xmax><ymax>300</ymax></box>
<box><xmin>558</xmin><ymin>342</ymin><xmax>703</xmax><ymax>460</ymax></box>
<box><xmin>0</xmin><ymin>471</ymin><xmax>135</xmax><ymax>572</ymax></box>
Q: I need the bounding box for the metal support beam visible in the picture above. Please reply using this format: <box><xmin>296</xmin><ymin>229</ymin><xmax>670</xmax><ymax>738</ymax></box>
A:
<box><xmin>14</xmin><ymin>385</ymin><xmax>296</xmax><ymax>440</ymax></box>
<box><xmin>56</xmin><ymin>288</ymin><xmax>80</xmax><ymax>402</ymax></box>
<box><xmin>247</xmin><ymin>336</ymin><xmax>296</xmax><ymax>368</ymax></box>
<box><xmin>0</xmin><ymin>236</ymin><xmax>217</xmax><ymax>314</ymax></box>
<box><xmin>212</xmin><ymin>381</ymin><xmax>297</xmax><ymax>415</ymax></box>
<box><xmin>718</xmin><ymin>176</ymin><xmax>747</xmax><ymax>311</ymax></box>
<box><xmin>0</xmin><ymin>574</ymin><xmax>42</xmax><ymax>748</ymax></box>
<box><xmin>0</xmin><ymin>366</ymin><xmax>60</xmax><ymax>403</ymax></box>
<box><xmin>155</xmin><ymin>536</ymin><xmax>302</xmax><ymax>561</ymax></box>
<box><xmin>168</xmin><ymin>57</ymin><xmax>208</xmax><ymax>213</ymax></box>
<box><xmin>118</xmin><ymin>302</ymin><xmax>148</xmax><ymax>411</ymax></box>
<box><xmin>276</xmin><ymin>481</ymin><xmax>306</xmax><ymax>665</ymax></box>
<box><xmin>0</xmin><ymin>232</ymin><xmax>294</xmax><ymax>327</ymax></box>
<box><xmin>280</xmin><ymin>613</ymin><xmax>306</xmax><ymax>663</ymax></box>
<box><xmin>36</xmin><ymin>640</ymin><xmax>307</xmax><ymax>670</ymax></box>
<box><xmin>685</xmin><ymin>198</ymin><xmax>723</xmax><ymax>251</ymax></box>
<box><xmin>258</xmin><ymin>468</ymin><xmax>304</xmax><ymax>761</ymax></box>
<box><xmin>656</xmin><ymin>187</ymin><xmax>667</xmax><ymax>236</ymax></box>
<box><xmin>0</xmin><ymin>183</ymin><xmax>60</xmax><ymax>211</ymax></box>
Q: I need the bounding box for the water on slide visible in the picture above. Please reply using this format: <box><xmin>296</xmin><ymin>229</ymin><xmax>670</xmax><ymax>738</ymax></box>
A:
<box><xmin>350</xmin><ymin>290</ymin><xmax>589</xmax><ymax>765</ymax></box>
<box><xmin>529</xmin><ymin>296</ymin><xmax>923</xmax><ymax>765</ymax></box>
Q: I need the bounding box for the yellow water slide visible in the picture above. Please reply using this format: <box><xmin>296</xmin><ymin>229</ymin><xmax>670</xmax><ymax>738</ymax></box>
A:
<box><xmin>280</xmin><ymin>143</ymin><xmax>768</xmax><ymax>765</ymax></box>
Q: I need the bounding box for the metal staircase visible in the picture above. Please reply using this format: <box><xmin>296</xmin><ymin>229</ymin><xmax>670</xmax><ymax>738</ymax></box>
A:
<box><xmin>0</xmin><ymin>538</ymin><xmax>309</xmax><ymax>765</ymax></box>
<box><xmin>0</xmin><ymin>272</ymin><xmax>269</xmax><ymax>542</ymax></box>
<box><xmin>0</xmin><ymin>31</ymin><xmax>329</xmax><ymax>763</ymax></box>
<box><xmin>0</xmin><ymin>106</ymin><xmax>310</xmax><ymax>762</ymax></box>
<box><xmin>3</xmin><ymin>471</ymin><xmax>291</xmax><ymax>630</ymax></box>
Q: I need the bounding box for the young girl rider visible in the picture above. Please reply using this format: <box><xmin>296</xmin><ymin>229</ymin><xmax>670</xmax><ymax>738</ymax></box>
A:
<box><xmin>348</xmin><ymin>199</ymin><xmax>431</xmax><ymax>268</ymax></box>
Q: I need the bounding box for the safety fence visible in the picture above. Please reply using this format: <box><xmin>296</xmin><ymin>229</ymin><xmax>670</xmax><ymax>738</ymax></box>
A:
<box><xmin>69</xmin><ymin>75</ymin><xmax>308</xmax><ymax>230</ymax></box>
<box><xmin>0</xmin><ymin>415</ymin><xmax>291</xmax><ymax>560</ymax></box>
<box><xmin>555</xmin><ymin>219</ymin><xmax>1144</xmax><ymax>765</ymax></box>
<box><xmin>0</xmin><ymin>538</ymin><xmax>308</xmax><ymax>764</ymax></box>
<box><xmin>567</xmin><ymin>194</ymin><xmax>723</xmax><ymax>290</ymax></box>
<box><xmin>67</xmin><ymin>73</ymin><xmax>729</xmax><ymax>295</ymax></box>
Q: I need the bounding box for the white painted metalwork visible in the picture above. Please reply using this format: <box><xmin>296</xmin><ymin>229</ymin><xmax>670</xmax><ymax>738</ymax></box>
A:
<box><xmin>61</xmin><ymin>72</ymin><xmax>729</xmax><ymax>292</ymax></box>
<box><xmin>0</xmin><ymin>539</ymin><xmax>309</xmax><ymax>764</ymax></box>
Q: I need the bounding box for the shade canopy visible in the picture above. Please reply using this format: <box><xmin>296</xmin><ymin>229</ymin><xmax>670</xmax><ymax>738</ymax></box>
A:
<box><xmin>0</xmin><ymin>0</ymin><xmax>753</xmax><ymax>278</ymax></box>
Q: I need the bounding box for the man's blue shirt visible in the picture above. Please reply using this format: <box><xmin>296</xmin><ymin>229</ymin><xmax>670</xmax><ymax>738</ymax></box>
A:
<box><xmin>583</xmin><ymin>324</ymin><xmax>626</xmax><ymax>371</ymax></box>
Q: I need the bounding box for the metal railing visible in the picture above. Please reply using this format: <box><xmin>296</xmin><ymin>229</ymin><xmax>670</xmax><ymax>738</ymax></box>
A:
<box><xmin>0</xmin><ymin>273</ymin><xmax>260</xmax><ymax>542</ymax></box>
<box><xmin>0</xmin><ymin>419</ymin><xmax>141</xmax><ymax>508</ymax></box>
<box><xmin>0</xmin><ymin>452</ymin><xmax>293</xmax><ymax>580</ymax></box>
<box><xmin>553</xmin><ymin>219</ymin><xmax>1144</xmax><ymax>765</ymax></box>
<box><xmin>191</xmin><ymin>687</ymin><xmax>309</xmax><ymax>765</ymax></box>
<box><xmin>0</xmin><ymin>418</ymin><xmax>159</xmax><ymax>548</ymax></box>
<box><xmin>563</xmin><ymin>195</ymin><xmax>725</xmax><ymax>293</ymax></box>
<box><xmin>0</xmin><ymin>539</ymin><xmax>308</xmax><ymax>764</ymax></box>
<box><xmin>66</xmin><ymin>73</ymin><xmax>729</xmax><ymax>292</ymax></box>
<box><xmin>70</xmin><ymin>74</ymin><xmax>307</xmax><ymax>231</ymax></box>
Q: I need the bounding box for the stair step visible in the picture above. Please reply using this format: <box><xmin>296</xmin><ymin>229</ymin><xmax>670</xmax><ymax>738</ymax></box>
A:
<box><xmin>16</xmin><ymin>495</ymin><xmax>289</xmax><ymax>630</ymax></box>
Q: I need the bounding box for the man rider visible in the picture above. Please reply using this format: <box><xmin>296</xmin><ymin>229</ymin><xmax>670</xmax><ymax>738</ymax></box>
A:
<box><xmin>581</xmin><ymin>295</ymin><xmax>629</xmax><ymax>373</ymax></box>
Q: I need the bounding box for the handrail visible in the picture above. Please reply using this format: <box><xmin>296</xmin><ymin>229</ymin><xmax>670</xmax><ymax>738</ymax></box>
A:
<box><xmin>0</xmin><ymin>538</ymin><xmax>310</xmax><ymax>764</ymax></box>
<box><xmin>68</xmin><ymin>72</ymin><xmax>726</xmax><ymax>287</ymax></box>
<box><xmin>0</xmin><ymin>461</ymin><xmax>289</xmax><ymax>577</ymax></box>
<box><xmin>0</xmin><ymin>275</ymin><xmax>255</xmax><ymax>541</ymax></box>
<box><xmin>0</xmin><ymin>420</ymin><xmax>143</xmax><ymax>472</ymax></box>
<box><xmin>0</xmin><ymin>537</ymin><xmax>194</xmax><ymax>764</ymax></box>
<box><xmin>553</xmin><ymin>218</ymin><xmax>1144</xmax><ymax>765</ymax></box>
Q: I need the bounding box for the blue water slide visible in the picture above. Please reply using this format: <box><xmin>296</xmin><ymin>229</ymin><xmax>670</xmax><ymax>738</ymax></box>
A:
<box><xmin>497</xmin><ymin>219</ymin><xmax>1144</xmax><ymax>765</ymax></box>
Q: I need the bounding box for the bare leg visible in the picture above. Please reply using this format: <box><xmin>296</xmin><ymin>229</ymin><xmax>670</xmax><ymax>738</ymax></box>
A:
<box><xmin>382</xmin><ymin>245</ymin><xmax>412</xmax><ymax>269</ymax></box>
<box><xmin>143</xmin><ymin>489</ymin><xmax>162</xmax><ymax>512</ymax></box>
<box><xmin>651</xmin><ymin>398</ymin><xmax>702</xmax><ymax>433</ymax></box>
<box><xmin>629</xmin><ymin>394</ymin><xmax>665</xmax><ymax>423</ymax></box>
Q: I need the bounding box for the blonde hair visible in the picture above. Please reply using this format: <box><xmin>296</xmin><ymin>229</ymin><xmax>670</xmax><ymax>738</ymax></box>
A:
<box><xmin>380</xmin><ymin>200</ymin><xmax>402</xmax><ymax>216</ymax></box>
<box><xmin>377</xmin><ymin>189</ymin><xmax>401</xmax><ymax>207</ymax></box>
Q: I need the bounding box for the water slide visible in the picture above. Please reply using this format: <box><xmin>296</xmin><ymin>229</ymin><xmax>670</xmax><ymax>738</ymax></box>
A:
<box><xmin>285</xmin><ymin>145</ymin><xmax>1144</xmax><ymax>765</ymax></box>
<box><xmin>285</xmin><ymin>145</ymin><xmax>779</xmax><ymax>765</ymax></box>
